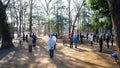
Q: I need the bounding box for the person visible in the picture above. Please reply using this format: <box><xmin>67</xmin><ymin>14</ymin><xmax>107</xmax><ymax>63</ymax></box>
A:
<box><xmin>106</xmin><ymin>34</ymin><xmax>110</xmax><ymax>48</ymax></box>
<box><xmin>103</xmin><ymin>33</ymin><xmax>106</xmax><ymax>41</ymax></box>
<box><xmin>99</xmin><ymin>35</ymin><xmax>103</xmax><ymax>52</ymax></box>
<box><xmin>63</xmin><ymin>35</ymin><xmax>66</xmax><ymax>46</ymax></box>
<box><xmin>73</xmin><ymin>34</ymin><xmax>78</xmax><ymax>48</ymax></box>
<box><xmin>18</xmin><ymin>35</ymin><xmax>23</xmax><ymax>48</ymax></box>
<box><xmin>80</xmin><ymin>33</ymin><xmax>84</xmax><ymax>44</ymax></box>
<box><xmin>33</xmin><ymin>34</ymin><xmax>37</xmax><ymax>47</ymax></box>
<box><xmin>110</xmin><ymin>34</ymin><xmax>114</xmax><ymax>46</ymax></box>
<box><xmin>111</xmin><ymin>53</ymin><xmax>118</xmax><ymax>62</ymax></box>
<box><xmin>96</xmin><ymin>34</ymin><xmax>99</xmax><ymax>43</ymax></box>
<box><xmin>26</xmin><ymin>34</ymin><xmax>28</xmax><ymax>42</ymax></box>
<box><xmin>55</xmin><ymin>33</ymin><xmax>58</xmax><ymax>39</ymax></box>
<box><xmin>89</xmin><ymin>34</ymin><xmax>93</xmax><ymax>46</ymax></box>
<box><xmin>86</xmin><ymin>32</ymin><xmax>89</xmax><ymax>40</ymax></box>
<box><xmin>28</xmin><ymin>35</ymin><xmax>33</xmax><ymax>52</ymax></box>
<box><xmin>48</xmin><ymin>36</ymin><xmax>55</xmax><ymax>58</ymax></box>
<box><xmin>52</xmin><ymin>35</ymin><xmax>57</xmax><ymax>50</ymax></box>
<box><xmin>77</xmin><ymin>33</ymin><xmax>79</xmax><ymax>41</ymax></box>
<box><xmin>70</xmin><ymin>37</ymin><xmax>73</xmax><ymax>48</ymax></box>
<box><xmin>93</xmin><ymin>34</ymin><xmax>96</xmax><ymax>42</ymax></box>
<box><xmin>68</xmin><ymin>33</ymin><xmax>71</xmax><ymax>39</ymax></box>
<box><xmin>23</xmin><ymin>33</ymin><xmax>25</xmax><ymax>41</ymax></box>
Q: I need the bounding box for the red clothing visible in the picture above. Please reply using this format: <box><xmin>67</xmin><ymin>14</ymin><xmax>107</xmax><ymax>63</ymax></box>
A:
<box><xmin>68</xmin><ymin>34</ymin><xmax>71</xmax><ymax>39</ymax></box>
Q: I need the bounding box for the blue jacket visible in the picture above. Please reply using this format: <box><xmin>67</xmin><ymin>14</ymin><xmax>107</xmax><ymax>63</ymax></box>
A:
<box><xmin>73</xmin><ymin>35</ymin><xmax>78</xmax><ymax>43</ymax></box>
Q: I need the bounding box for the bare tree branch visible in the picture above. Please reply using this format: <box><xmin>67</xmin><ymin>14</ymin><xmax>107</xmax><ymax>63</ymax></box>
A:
<box><xmin>39</xmin><ymin>0</ymin><xmax>48</xmax><ymax>13</ymax></box>
<box><xmin>71</xmin><ymin>0</ymin><xmax>85</xmax><ymax>37</ymax></box>
<box><xmin>5</xmin><ymin>0</ymin><xmax>11</xmax><ymax>9</ymax></box>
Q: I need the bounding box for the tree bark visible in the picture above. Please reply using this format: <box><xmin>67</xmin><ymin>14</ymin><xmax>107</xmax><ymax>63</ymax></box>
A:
<box><xmin>29</xmin><ymin>0</ymin><xmax>33</xmax><ymax>33</ymax></box>
<box><xmin>0</xmin><ymin>0</ymin><xmax>14</xmax><ymax>49</ymax></box>
<box><xmin>68</xmin><ymin>0</ymin><xmax>71</xmax><ymax>34</ymax></box>
<box><xmin>107</xmin><ymin>0</ymin><xmax>120</xmax><ymax>65</ymax></box>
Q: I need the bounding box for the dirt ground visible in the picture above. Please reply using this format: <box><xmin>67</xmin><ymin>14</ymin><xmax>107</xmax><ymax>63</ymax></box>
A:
<box><xmin>0</xmin><ymin>35</ymin><xmax>119</xmax><ymax>68</ymax></box>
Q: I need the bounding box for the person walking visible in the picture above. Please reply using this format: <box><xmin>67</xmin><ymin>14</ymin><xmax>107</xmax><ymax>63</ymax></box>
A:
<box><xmin>99</xmin><ymin>35</ymin><xmax>103</xmax><ymax>52</ymax></box>
<box><xmin>28</xmin><ymin>35</ymin><xmax>33</xmax><ymax>52</ymax></box>
<box><xmin>52</xmin><ymin>35</ymin><xmax>57</xmax><ymax>50</ymax></box>
<box><xmin>48</xmin><ymin>36</ymin><xmax>55</xmax><ymax>58</ymax></box>
<box><xmin>89</xmin><ymin>34</ymin><xmax>93</xmax><ymax>46</ymax></box>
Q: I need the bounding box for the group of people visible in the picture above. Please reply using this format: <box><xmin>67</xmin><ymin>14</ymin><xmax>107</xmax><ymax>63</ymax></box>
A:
<box><xmin>18</xmin><ymin>31</ymin><xmax>114</xmax><ymax>58</ymax></box>
<box><xmin>28</xmin><ymin>33</ymin><xmax>37</xmax><ymax>52</ymax></box>
<box><xmin>66</xmin><ymin>32</ymin><xmax>114</xmax><ymax>52</ymax></box>
<box><xmin>68</xmin><ymin>33</ymin><xmax>85</xmax><ymax>48</ymax></box>
<box><xmin>18</xmin><ymin>33</ymin><xmax>37</xmax><ymax>52</ymax></box>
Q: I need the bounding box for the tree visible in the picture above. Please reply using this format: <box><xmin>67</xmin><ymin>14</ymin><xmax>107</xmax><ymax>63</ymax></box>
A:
<box><xmin>68</xmin><ymin>0</ymin><xmax>71</xmax><ymax>34</ymax></box>
<box><xmin>39</xmin><ymin>0</ymin><xmax>54</xmax><ymax>33</ymax></box>
<box><xmin>87</xmin><ymin>0</ymin><xmax>112</xmax><ymax>34</ymax></box>
<box><xmin>71</xmin><ymin>0</ymin><xmax>85</xmax><ymax>37</ymax></box>
<box><xmin>87</xmin><ymin>0</ymin><xmax>120</xmax><ymax>65</ymax></box>
<box><xmin>0</xmin><ymin>0</ymin><xmax>14</xmax><ymax>49</ymax></box>
<box><xmin>29</xmin><ymin>0</ymin><xmax>33</xmax><ymax>33</ymax></box>
<box><xmin>107</xmin><ymin>0</ymin><xmax>120</xmax><ymax>65</ymax></box>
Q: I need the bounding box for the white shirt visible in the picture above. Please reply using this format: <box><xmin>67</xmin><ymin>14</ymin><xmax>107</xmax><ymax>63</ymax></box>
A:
<box><xmin>48</xmin><ymin>39</ymin><xmax>55</xmax><ymax>49</ymax></box>
<box><xmin>89</xmin><ymin>35</ymin><xmax>93</xmax><ymax>41</ymax></box>
<box><xmin>52</xmin><ymin>36</ymin><xmax>57</xmax><ymax>42</ymax></box>
<box><xmin>28</xmin><ymin>37</ymin><xmax>33</xmax><ymax>46</ymax></box>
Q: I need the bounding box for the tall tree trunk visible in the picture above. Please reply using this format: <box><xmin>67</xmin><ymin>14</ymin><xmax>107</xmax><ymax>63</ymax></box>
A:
<box><xmin>107</xmin><ymin>0</ymin><xmax>120</xmax><ymax>65</ymax></box>
<box><xmin>0</xmin><ymin>0</ymin><xmax>14</xmax><ymax>49</ymax></box>
<box><xmin>68</xmin><ymin>0</ymin><xmax>71</xmax><ymax>34</ymax></box>
<box><xmin>29</xmin><ymin>0</ymin><xmax>33</xmax><ymax>33</ymax></box>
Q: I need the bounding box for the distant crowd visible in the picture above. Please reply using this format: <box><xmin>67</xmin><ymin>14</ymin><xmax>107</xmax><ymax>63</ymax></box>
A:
<box><xmin>66</xmin><ymin>32</ymin><xmax>114</xmax><ymax>52</ymax></box>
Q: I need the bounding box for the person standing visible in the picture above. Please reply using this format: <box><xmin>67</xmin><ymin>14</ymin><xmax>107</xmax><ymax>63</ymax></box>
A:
<box><xmin>23</xmin><ymin>33</ymin><xmax>25</xmax><ymax>41</ymax></box>
<box><xmin>70</xmin><ymin>37</ymin><xmax>73</xmax><ymax>48</ymax></box>
<box><xmin>96</xmin><ymin>34</ymin><xmax>99</xmax><ymax>43</ymax></box>
<box><xmin>89</xmin><ymin>34</ymin><xmax>93</xmax><ymax>46</ymax></box>
<box><xmin>48</xmin><ymin>36</ymin><xmax>55</xmax><ymax>58</ymax></box>
<box><xmin>106</xmin><ymin>34</ymin><xmax>110</xmax><ymax>48</ymax></box>
<box><xmin>52</xmin><ymin>35</ymin><xmax>57</xmax><ymax>50</ymax></box>
<box><xmin>73</xmin><ymin>34</ymin><xmax>78</xmax><ymax>48</ymax></box>
<box><xmin>33</xmin><ymin>34</ymin><xmax>37</xmax><ymax>47</ymax></box>
<box><xmin>99</xmin><ymin>35</ymin><xmax>103</xmax><ymax>52</ymax></box>
<box><xmin>28</xmin><ymin>35</ymin><xmax>33</xmax><ymax>52</ymax></box>
<box><xmin>18</xmin><ymin>35</ymin><xmax>23</xmax><ymax>48</ymax></box>
<box><xmin>86</xmin><ymin>32</ymin><xmax>89</xmax><ymax>40</ymax></box>
<box><xmin>80</xmin><ymin>33</ymin><xmax>84</xmax><ymax>44</ymax></box>
<box><xmin>26</xmin><ymin>34</ymin><xmax>28</xmax><ymax>42</ymax></box>
<box><xmin>110</xmin><ymin>34</ymin><xmax>114</xmax><ymax>46</ymax></box>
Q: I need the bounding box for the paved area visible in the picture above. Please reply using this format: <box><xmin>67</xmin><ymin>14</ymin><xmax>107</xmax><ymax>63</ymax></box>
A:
<box><xmin>0</xmin><ymin>35</ymin><xmax>119</xmax><ymax>68</ymax></box>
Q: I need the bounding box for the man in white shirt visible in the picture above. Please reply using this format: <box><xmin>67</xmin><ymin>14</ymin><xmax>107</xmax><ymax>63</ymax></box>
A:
<box><xmin>52</xmin><ymin>35</ymin><xmax>57</xmax><ymax>50</ymax></box>
<box><xmin>89</xmin><ymin>34</ymin><xmax>93</xmax><ymax>46</ymax></box>
<box><xmin>48</xmin><ymin>36</ymin><xmax>55</xmax><ymax>58</ymax></box>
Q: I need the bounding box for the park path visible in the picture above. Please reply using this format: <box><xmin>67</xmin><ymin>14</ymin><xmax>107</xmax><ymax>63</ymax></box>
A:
<box><xmin>0</xmin><ymin>35</ymin><xmax>119</xmax><ymax>68</ymax></box>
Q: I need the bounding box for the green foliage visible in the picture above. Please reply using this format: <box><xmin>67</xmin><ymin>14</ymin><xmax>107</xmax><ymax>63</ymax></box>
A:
<box><xmin>87</xmin><ymin>0</ymin><xmax>112</xmax><ymax>33</ymax></box>
<box><xmin>51</xmin><ymin>14</ymin><xmax>68</xmax><ymax>32</ymax></box>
